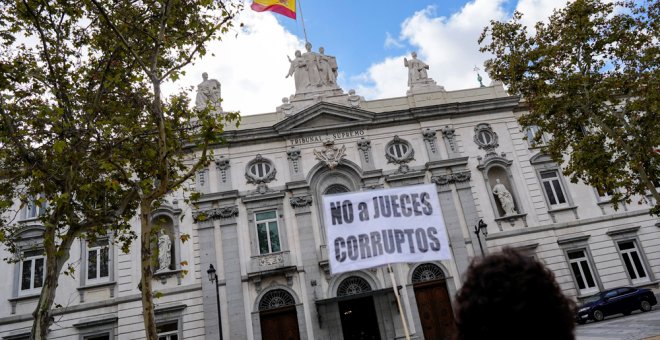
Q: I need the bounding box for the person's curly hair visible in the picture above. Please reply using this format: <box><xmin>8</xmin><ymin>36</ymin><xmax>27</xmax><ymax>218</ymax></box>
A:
<box><xmin>454</xmin><ymin>247</ymin><xmax>576</xmax><ymax>340</ymax></box>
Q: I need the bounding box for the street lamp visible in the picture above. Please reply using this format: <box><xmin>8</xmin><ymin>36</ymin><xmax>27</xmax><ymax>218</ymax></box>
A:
<box><xmin>207</xmin><ymin>264</ymin><xmax>223</xmax><ymax>340</ymax></box>
<box><xmin>473</xmin><ymin>219</ymin><xmax>488</xmax><ymax>256</ymax></box>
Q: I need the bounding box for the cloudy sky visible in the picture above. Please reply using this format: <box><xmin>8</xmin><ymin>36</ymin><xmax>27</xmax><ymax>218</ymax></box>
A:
<box><xmin>163</xmin><ymin>0</ymin><xmax>570</xmax><ymax>115</ymax></box>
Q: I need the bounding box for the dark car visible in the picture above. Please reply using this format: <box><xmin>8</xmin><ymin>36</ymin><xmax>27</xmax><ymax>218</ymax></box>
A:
<box><xmin>576</xmin><ymin>286</ymin><xmax>657</xmax><ymax>324</ymax></box>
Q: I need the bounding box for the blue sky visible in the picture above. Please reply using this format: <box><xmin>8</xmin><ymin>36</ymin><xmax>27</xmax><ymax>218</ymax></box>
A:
<box><xmin>164</xmin><ymin>0</ymin><xmax>569</xmax><ymax>115</ymax></box>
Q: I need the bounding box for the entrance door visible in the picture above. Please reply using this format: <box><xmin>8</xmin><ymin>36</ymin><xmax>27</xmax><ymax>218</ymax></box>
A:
<box><xmin>414</xmin><ymin>279</ymin><xmax>456</xmax><ymax>340</ymax></box>
<box><xmin>339</xmin><ymin>296</ymin><xmax>381</xmax><ymax>340</ymax></box>
<box><xmin>260</xmin><ymin>305</ymin><xmax>301</xmax><ymax>340</ymax></box>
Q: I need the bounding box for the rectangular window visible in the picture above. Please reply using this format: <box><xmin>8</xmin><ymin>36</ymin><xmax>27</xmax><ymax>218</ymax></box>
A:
<box><xmin>526</xmin><ymin>125</ymin><xmax>549</xmax><ymax>147</ymax></box>
<box><xmin>157</xmin><ymin>321</ymin><xmax>179</xmax><ymax>340</ymax></box>
<box><xmin>87</xmin><ymin>240</ymin><xmax>110</xmax><ymax>283</ymax></box>
<box><xmin>19</xmin><ymin>250</ymin><xmax>45</xmax><ymax>294</ymax></box>
<box><xmin>84</xmin><ymin>334</ymin><xmax>110</xmax><ymax>340</ymax></box>
<box><xmin>540</xmin><ymin>170</ymin><xmax>568</xmax><ymax>207</ymax></box>
<box><xmin>255</xmin><ymin>210</ymin><xmax>281</xmax><ymax>254</ymax></box>
<box><xmin>567</xmin><ymin>249</ymin><xmax>598</xmax><ymax>294</ymax></box>
<box><xmin>25</xmin><ymin>197</ymin><xmax>46</xmax><ymax>219</ymax></box>
<box><xmin>617</xmin><ymin>240</ymin><xmax>649</xmax><ymax>284</ymax></box>
<box><xmin>596</xmin><ymin>186</ymin><xmax>615</xmax><ymax>200</ymax></box>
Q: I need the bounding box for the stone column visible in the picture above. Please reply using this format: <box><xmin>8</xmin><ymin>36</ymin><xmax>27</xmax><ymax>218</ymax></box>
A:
<box><xmin>287</xmin><ymin>182</ymin><xmax>322</xmax><ymax>338</ymax></box>
<box><xmin>195</xmin><ymin>216</ymin><xmax>221</xmax><ymax>339</ymax></box>
<box><xmin>217</xmin><ymin>206</ymin><xmax>247</xmax><ymax>339</ymax></box>
<box><xmin>432</xmin><ymin>174</ymin><xmax>471</xmax><ymax>276</ymax></box>
<box><xmin>453</xmin><ymin>171</ymin><xmax>487</xmax><ymax>256</ymax></box>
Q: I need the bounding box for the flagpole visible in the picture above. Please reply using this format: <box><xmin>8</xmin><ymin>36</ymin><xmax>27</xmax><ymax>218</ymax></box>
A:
<box><xmin>297</xmin><ymin>0</ymin><xmax>309</xmax><ymax>43</ymax></box>
<box><xmin>388</xmin><ymin>264</ymin><xmax>411</xmax><ymax>340</ymax></box>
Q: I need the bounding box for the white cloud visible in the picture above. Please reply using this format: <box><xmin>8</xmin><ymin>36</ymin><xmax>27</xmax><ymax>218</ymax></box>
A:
<box><xmin>516</xmin><ymin>0</ymin><xmax>569</xmax><ymax>30</ymax></box>
<box><xmin>352</xmin><ymin>0</ymin><xmax>571</xmax><ymax>99</ymax></box>
<box><xmin>162</xmin><ymin>10</ymin><xmax>304</xmax><ymax>115</ymax></box>
<box><xmin>384</xmin><ymin>32</ymin><xmax>404</xmax><ymax>49</ymax></box>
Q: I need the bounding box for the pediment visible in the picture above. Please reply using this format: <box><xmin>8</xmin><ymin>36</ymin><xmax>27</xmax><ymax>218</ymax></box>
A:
<box><xmin>274</xmin><ymin>102</ymin><xmax>375</xmax><ymax>133</ymax></box>
<box><xmin>529</xmin><ymin>152</ymin><xmax>555</xmax><ymax>165</ymax></box>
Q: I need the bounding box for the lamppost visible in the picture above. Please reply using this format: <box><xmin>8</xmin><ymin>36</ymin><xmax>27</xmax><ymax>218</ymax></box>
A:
<box><xmin>207</xmin><ymin>264</ymin><xmax>223</xmax><ymax>340</ymax></box>
<box><xmin>473</xmin><ymin>219</ymin><xmax>488</xmax><ymax>256</ymax></box>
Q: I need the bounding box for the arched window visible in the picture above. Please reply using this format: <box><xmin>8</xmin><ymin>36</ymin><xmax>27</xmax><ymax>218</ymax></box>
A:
<box><xmin>412</xmin><ymin>263</ymin><xmax>445</xmax><ymax>283</ymax></box>
<box><xmin>324</xmin><ymin>184</ymin><xmax>350</xmax><ymax>195</ymax></box>
<box><xmin>259</xmin><ymin>289</ymin><xmax>296</xmax><ymax>311</ymax></box>
<box><xmin>337</xmin><ymin>276</ymin><xmax>372</xmax><ymax>297</ymax></box>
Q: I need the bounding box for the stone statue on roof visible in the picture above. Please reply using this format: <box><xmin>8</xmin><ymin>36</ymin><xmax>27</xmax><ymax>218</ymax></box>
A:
<box><xmin>403</xmin><ymin>52</ymin><xmax>445</xmax><ymax>95</ymax></box>
<box><xmin>286</xmin><ymin>42</ymin><xmax>342</xmax><ymax>96</ymax></box>
<box><xmin>195</xmin><ymin>72</ymin><xmax>223</xmax><ymax>111</ymax></box>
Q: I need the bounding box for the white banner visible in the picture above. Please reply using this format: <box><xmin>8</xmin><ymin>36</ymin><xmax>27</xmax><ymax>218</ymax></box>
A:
<box><xmin>322</xmin><ymin>184</ymin><xmax>451</xmax><ymax>275</ymax></box>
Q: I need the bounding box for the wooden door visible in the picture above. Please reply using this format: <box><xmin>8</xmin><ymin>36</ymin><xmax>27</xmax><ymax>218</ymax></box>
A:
<box><xmin>260</xmin><ymin>305</ymin><xmax>301</xmax><ymax>340</ymax></box>
<box><xmin>414</xmin><ymin>280</ymin><xmax>456</xmax><ymax>340</ymax></box>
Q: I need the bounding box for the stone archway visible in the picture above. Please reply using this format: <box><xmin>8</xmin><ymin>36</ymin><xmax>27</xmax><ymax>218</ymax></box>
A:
<box><xmin>412</xmin><ymin>263</ymin><xmax>456</xmax><ymax>340</ymax></box>
<box><xmin>258</xmin><ymin>289</ymin><xmax>301</xmax><ymax>340</ymax></box>
<box><xmin>336</xmin><ymin>276</ymin><xmax>381</xmax><ymax>340</ymax></box>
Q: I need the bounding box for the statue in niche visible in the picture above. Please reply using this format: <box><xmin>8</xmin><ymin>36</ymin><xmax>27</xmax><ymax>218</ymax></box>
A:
<box><xmin>404</xmin><ymin>52</ymin><xmax>430</xmax><ymax>86</ymax></box>
<box><xmin>157</xmin><ymin>230</ymin><xmax>172</xmax><ymax>272</ymax></box>
<box><xmin>195</xmin><ymin>72</ymin><xmax>222</xmax><ymax>111</ymax></box>
<box><xmin>317</xmin><ymin>46</ymin><xmax>338</xmax><ymax>86</ymax></box>
<box><xmin>492</xmin><ymin>178</ymin><xmax>517</xmax><ymax>216</ymax></box>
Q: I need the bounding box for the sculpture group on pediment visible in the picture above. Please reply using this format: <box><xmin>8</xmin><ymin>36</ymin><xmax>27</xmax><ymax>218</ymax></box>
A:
<box><xmin>286</xmin><ymin>42</ymin><xmax>340</xmax><ymax>94</ymax></box>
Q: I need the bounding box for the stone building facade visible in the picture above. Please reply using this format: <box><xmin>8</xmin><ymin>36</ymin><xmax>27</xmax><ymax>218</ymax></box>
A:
<box><xmin>1</xmin><ymin>48</ymin><xmax>658</xmax><ymax>340</ymax></box>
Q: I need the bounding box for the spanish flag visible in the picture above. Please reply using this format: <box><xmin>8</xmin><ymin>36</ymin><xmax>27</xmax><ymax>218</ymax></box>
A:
<box><xmin>251</xmin><ymin>0</ymin><xmax>296</xmax><ymax>20</ymax></box>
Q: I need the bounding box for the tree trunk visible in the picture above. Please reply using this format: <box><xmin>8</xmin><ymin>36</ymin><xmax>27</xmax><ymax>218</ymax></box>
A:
<box><xmin>30</xmin><ymin>232</ymin><xmax>75</xmax><ymax>340</ymax></box>
<box><xmin>140</xmin><ymin>201</ymin><xmax>159</xmax><ymax>340</ymax></box>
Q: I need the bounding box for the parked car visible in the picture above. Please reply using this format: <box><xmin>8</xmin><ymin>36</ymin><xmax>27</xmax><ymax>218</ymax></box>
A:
<box><xmin>576</xmin><ymin>287</ymin><xmax>657</xmax><ymax>324</ymax></box>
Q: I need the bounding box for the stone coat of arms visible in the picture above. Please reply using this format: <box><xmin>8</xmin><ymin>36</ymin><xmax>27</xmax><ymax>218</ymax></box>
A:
<box><xmin>313</xmin><ymin>139</ymin><xmax>346</xmax><ymax>170</ymax></box>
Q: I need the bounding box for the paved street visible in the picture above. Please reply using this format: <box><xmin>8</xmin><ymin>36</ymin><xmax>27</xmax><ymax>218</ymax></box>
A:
<box><xmin>576</xmin><ymin>305</ymin><xmax>660</xmax><ymax>340</ymax></box>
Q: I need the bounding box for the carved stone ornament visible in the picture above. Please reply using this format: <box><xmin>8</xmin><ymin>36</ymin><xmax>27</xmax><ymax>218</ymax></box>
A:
<box><xmin>289</xmin><ymin>195</ymin><xmax>312</xmax><ymax>208</ymax></box>
<box><xmin>259</xmin><ymin>254</ymin><xmax>284</xmax><ymax>267</ymax></box>
<box><xmin>286</xmin><ymin>147</ymin><xmax>301</xmax><ymax>161</ymax></box>
<box><xmin>385</xmin><ymin>136</ymin><xmax>415</xmax><ymax>173</ymax></box>
<box><xmin>441</xmin><ymin>126</ymin><xmax>458</xmax><ymax>153</ymax></box>
<box><xmin>422</xmin><ymin>128</ymin><xmax>438</xmax><ymax>154</ymax></box>
<box><xmin>357</xmin><ymin>137</ymin><xmax>372</xmax><ymax>163</ymax></box>
<box><xmin>214</xmin><ymin>156</ymin><xmax>230</xmax><ymax>170</ymax></box>
<box><xmin>192</xmin><ymin>206</ymin><xmax>239</xmax><ymax>222</ymax></box>
<box><xmin>431</xmin><ymin>171</ymin><xmax>471</xmax><ymax>185</ymax></box>
<box><xmin>313</xmin><ymin>139</ymin><xmax>347</xmax><ymax>170</ymax></box>
<box><xmin>474</xmin><ymin>123</ymin><xmax>499</xmax><ymax>154</ymax></box>
<box><xmin>431</xmin><ymin>174</ymin><xmax>453</xmax><ymax>185</ymax></box>
<box><xmin>246</xmin><ymin>154</ymin><xmax>277</xmax><ymax>193</ymax></box>
<box><xmin>453</xmin><ymin>171</ymin><xmax>471</xmax><ymax>182</ymax></box>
